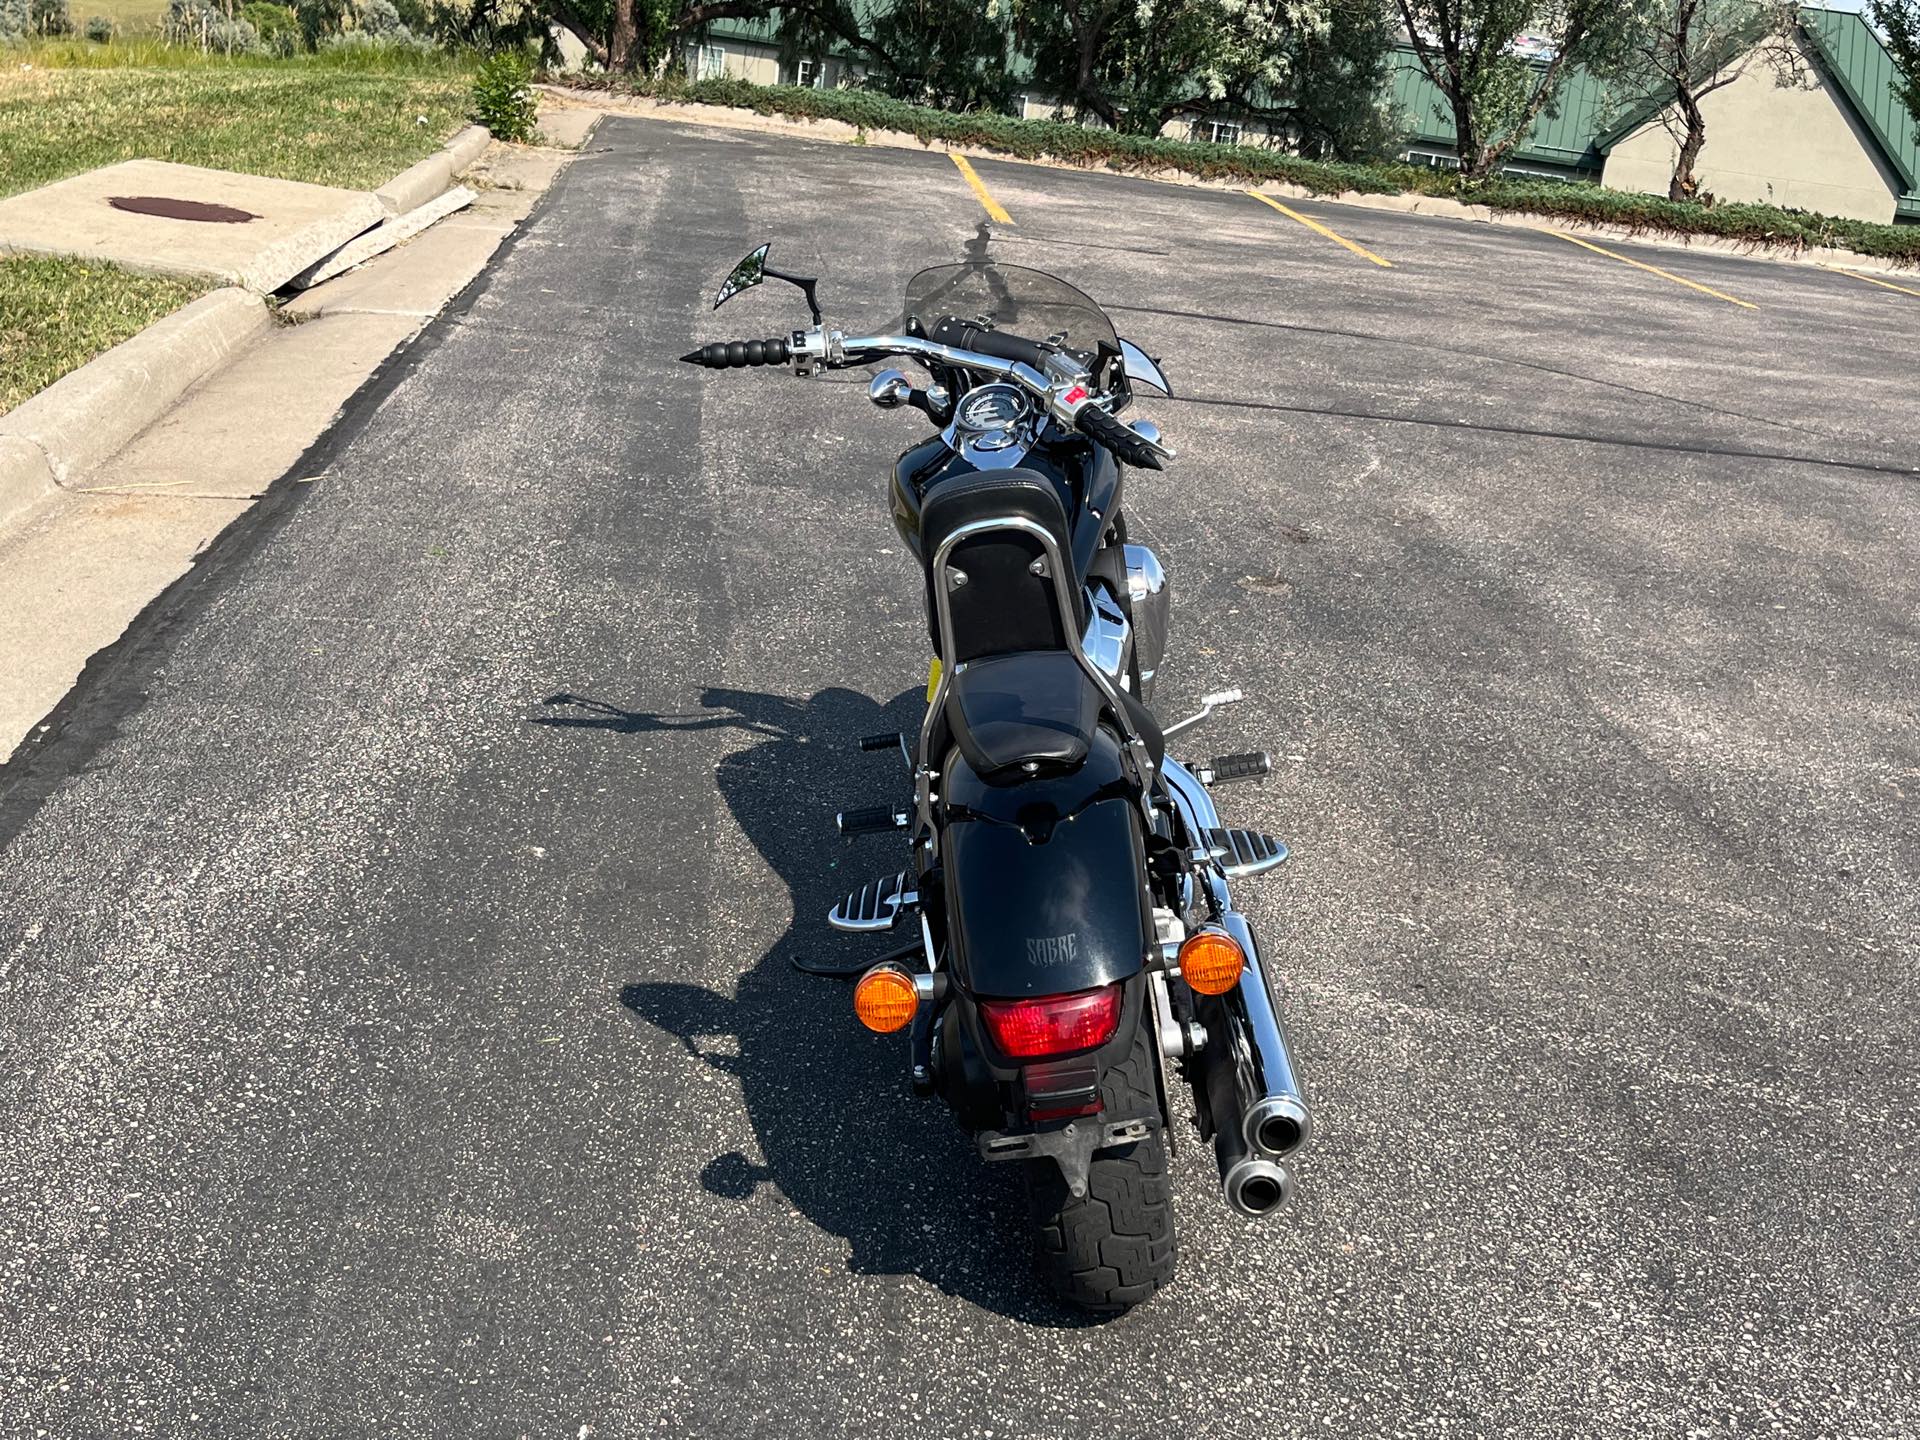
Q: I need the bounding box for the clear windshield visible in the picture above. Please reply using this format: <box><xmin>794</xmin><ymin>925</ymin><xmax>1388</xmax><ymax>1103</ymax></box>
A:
<box><xmin>902</xmin><ymin>262</ymin><xmax>1117</xmax><ymax>355</ymax></box>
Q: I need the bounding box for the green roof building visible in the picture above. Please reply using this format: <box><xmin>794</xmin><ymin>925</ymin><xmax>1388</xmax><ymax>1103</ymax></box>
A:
<box><xmin>1391</xmin><ymin>7</ymin><xmax>1920</xmax><ymax>223</ymax></box>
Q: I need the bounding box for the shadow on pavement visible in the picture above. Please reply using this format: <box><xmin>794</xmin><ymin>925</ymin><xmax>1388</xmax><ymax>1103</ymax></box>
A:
<box><xmin>532</xmin><ymin>686</ymin><xmax>1100</xmax><ymax>1328</ymax></box>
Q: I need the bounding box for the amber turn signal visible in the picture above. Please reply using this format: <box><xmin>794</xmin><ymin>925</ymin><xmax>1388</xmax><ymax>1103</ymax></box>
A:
<box><xmin>853</xmin><ymin>964</ymin><xmax>920</xmax><ymax>1033</ymax></box>
<box><xmin>1178</xmin><ymin>929</ymin><xmax>1245</xmax><ymax>996</ymax></box>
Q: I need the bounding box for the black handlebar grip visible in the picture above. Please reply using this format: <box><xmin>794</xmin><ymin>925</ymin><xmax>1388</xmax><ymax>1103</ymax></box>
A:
<box><xmin>1075</xmin><ymin>403</ymin><xmax>1164</xmax><ymax>471</ymax></box>
<box><xmin>680</xmin><ymin>336</ymin><xmax>792</xmax><ymax>368</ymax></box>
<box><xmin>859</xmin><ymin>732</ymin><xmax>904</xmax><ymax>752</ymax></box>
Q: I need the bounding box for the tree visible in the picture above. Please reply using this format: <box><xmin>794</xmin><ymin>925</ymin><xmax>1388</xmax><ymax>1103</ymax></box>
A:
<box><xmin>787</xmin><ymin>0</ymin><xmax>1013</xmax><ymax>109</ymax></box>
<box><xmin>1590</xmin><ymin>1</ymin><xmax>1800</xmax><ymax>202</ymax></box>
<box><xmin>1276</xmin><ymin>0</ymin><xmax>1402</xmax><ymax>159</ymax></box>
<box><xmin>1011</xmin><ymin>0</ymin><xmax>1133</xmax><ymax>127</ymax></box>
<box><xmin>1395</xmin><ymin>0</ymin><xmax>1655</xmax><ymax>181</ymax></box>
<box><xmin>1871</xmin><ymin>1</ymin><xmax>1920</xmax><ymax>128</ymax></box>
<box><xmin>1013</xmin><ymin>0</ymin><xmax>1354</xmax><ymax>138</ymax></box>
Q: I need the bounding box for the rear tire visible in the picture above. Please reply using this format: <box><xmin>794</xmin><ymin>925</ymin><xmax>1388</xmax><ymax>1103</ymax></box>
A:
<box><xmin>1023</xmin><ymin>1023</ymin><xmax>1176</xmax><ymax>1314</ymax></box>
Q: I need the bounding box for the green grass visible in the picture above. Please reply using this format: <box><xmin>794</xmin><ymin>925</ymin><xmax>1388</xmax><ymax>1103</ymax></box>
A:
<box><xmin>0</xmin><ymin>42</ymin><xmax>475</xmax><ymax>198</ymax></box>
<box><xmin>0</xmin><ymin>256</ymin><xmax>206</xmax><ymax>414</ymax></box>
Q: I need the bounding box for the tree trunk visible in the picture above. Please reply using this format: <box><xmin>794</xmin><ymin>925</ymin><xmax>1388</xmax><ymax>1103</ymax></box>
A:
<box><xmin>549</xmin><ymin>0</ymin><xmax>610</xmax><ymax>67</ymax></box>
<box><xmin>609</xmin><ymin>0</ymin><xmax>638</xmax><ymax>73</ymax></box>
<box><xmin>1451</xmin><ymin>93</ymin><xmax>1485</xmax><ymax>181</ymax></box>
<box><xmin>1073</xmin><ymin>22</ymin><xmax>1119</xmax><ymax>129</ymax></box>
<box><xmin>1669</xmin><ymin>99</ymin><xmax>1706</xmax><ymax>203</ymax></box>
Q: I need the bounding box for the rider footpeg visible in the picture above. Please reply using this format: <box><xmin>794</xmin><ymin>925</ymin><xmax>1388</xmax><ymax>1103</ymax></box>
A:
<box><xmin>828</xmin><ymin>870</ymin><xmax>918</xmax><ymax>932</ymax></box>
<box><xmin>837</xmin><ymin>806</ymin><xmax>909</xmax><ymax>837</ymax></box>
<box><xmin>1200</xmin><ymin>751</ymin><xmax>1272</xmax><ymax>786</ymax></box>
<box><xmin>1203</xmin><ymin>828</ymin><xmax>1289</xmax><ymax>878</ymax></box>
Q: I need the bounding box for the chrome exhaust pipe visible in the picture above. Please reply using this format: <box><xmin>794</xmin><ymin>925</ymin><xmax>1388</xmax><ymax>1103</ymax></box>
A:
<box><xmin>1215</xmin><ymin>910</ymin><xmax>1313</xmax><ymax>1161</ymax></box>
<box><xmin>1221</xmin><ymin>1153</ymin><xmax>1294</xmax><ymax>1217</ymax></box>
<box><xmin>1161</xmin><ymin>759</ymin><xmax>1314</xmax><ymax>1190</ymax></box>
<box><xmin>1199</xmin><ymin>998</ymin><xmax>1296</xmax><ymax>1219</ymax></box>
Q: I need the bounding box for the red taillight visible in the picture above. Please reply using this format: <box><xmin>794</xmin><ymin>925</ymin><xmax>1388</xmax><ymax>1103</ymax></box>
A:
<box><xmin>978</xmin><ymin>983</ymin><xmax>1123</xmax><ymax>1060</ymax></box>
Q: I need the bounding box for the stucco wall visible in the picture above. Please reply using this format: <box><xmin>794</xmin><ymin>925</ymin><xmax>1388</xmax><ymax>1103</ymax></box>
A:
<box><xmin>686</xmin><ymin>41</ymin><xmax>781</xmax><ymax>86</ymax></box>
<box><xmin>1603</xmin><ymin>40</ymin><xmax>1900</xmax><ymax>222</ymax></box>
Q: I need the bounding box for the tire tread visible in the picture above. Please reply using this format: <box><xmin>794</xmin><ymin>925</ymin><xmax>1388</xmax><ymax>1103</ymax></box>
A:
<box><xmin>1024</xmin><ymin>1024</ymin><xmax>1176</xmax><ymax>1314</ymax></box>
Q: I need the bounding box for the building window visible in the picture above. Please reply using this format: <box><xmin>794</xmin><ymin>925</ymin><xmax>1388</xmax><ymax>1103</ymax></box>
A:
<box><xmin>1206</xmin><ymin>120</ymin><xmax>1242</xmax><ymax>146</ymax></box>
<box><xmin>796</xmin><ymin>58</ymin><xmax>822</xmax><ymax>87</ymax></box>
<box><xmin>696</xmin><ymin>44</ymin><xmax>725</xmax><ymax>80</ymax></box>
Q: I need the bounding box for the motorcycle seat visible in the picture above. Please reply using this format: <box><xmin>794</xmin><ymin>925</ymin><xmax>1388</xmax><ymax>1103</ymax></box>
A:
<box><xmin>948</xmin><ymin>651</ymin><xmax>1166</xmax><ymax>779</ymax></box>
<box><xmin>948</xmin><ymin>651</ymin><xmax>1099</xmax><ymax>776</ymax></box>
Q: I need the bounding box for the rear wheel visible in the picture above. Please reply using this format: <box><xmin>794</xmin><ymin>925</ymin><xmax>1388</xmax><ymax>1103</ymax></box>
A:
<box><xmin>1023</xmin><ymin>1023</ymin><xmax>1176</xmax><ymax>1314</ymax></box>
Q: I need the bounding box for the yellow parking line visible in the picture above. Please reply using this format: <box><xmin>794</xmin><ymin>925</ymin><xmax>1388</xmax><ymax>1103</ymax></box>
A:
<box><xmin>1545</xmin><ymin>229</ymin><xmax>1756</xmax><ymax>309</ymax></box>
<box><xmin>949</xmin><ymin>153</ymin><xmax>1012</xmax><ymax>224</ymax></box>
<box><xmin>1820</xmin><ymin>262</ymin><xmax>1920</xmax><ymax>299</ymax></box>
<box><xmin>1245</xmin><ymin>190</ymin><xmax>1392</xmax><ymax>268</ymax></box>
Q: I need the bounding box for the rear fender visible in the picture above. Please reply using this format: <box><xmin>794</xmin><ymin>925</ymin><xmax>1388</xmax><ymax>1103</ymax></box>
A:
<box><xmin>936</xmin><ymin>726</ymin><xmax>1154</xmax><ymax>1090</ymax></box>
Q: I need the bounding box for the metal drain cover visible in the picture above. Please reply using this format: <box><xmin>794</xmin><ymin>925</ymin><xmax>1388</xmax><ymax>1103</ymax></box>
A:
<box><xmin>108</xmin><ymin>195</ymin><xmax>259</xmax><ymax>224</ymax></box>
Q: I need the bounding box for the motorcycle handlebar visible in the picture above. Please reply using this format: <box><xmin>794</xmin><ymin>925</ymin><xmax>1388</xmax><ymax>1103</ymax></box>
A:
<box><xmin>1074</xmin><ymin>401</ymin><xmax>1165</xmax><ymax>471</ymax></box>
<box><xmin>679</xmin><ymin>325</ymin><xmax>1171</xmax><ymax>469</ymax></box>
<box><xmin>680</xmin><ymin>336</ymin><xmax>792</xmax><ymax>368</ymax></box>
<box><xmin>927</xmin><ymin>317</ymin><xmax>1049</xmax><ymax>370</ymax></box>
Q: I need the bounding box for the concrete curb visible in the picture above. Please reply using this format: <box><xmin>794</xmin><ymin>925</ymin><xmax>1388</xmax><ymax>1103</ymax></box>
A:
<box><xmin>559</xmin><ymin>90</ymin><xmax>1920</xmax><ymax>279</ymax></box>
<box><xmin>0</xmin><ymin>288</ymin><xmax>268</xmax><ymax>528</ymax></box>
<box><xmin>1</xmin><ymin>127</ymin><xmax>495</xmax><ymax>536</ymax></box>
<box><xmin>0</xmin><ymin>435</ymin><xmax>57</xmax><ymax>537</ymax></box>
<box><xmin>376</xmin><ymin>125</ymin><xmax>494</xmax><ymax>215</ymax></box>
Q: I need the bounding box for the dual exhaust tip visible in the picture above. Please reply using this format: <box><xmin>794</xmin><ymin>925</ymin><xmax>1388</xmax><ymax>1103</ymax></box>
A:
<box><xmin>1217</xmin><ymin>1097</ymin><xmax>1310</xmax><ymax>1218</ymax></box>
<box><xmin>1222</xmin><ymin>1155</ymin><xmax>1294</xmax><ymax>1217</ymax></box>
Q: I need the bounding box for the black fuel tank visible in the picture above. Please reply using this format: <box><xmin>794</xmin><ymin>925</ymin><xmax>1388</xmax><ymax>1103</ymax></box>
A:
<box><xmin>939</xmin><ymin>727</ymin><xmax>1151</xmax><ymax>998</ymax></box>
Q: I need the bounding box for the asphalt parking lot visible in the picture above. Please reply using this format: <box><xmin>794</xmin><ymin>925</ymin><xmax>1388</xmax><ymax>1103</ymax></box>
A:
<box><xmin>2</xmin><ymin>115</ymin><xmax>1917</xmax><ymax>1437</ymax></box>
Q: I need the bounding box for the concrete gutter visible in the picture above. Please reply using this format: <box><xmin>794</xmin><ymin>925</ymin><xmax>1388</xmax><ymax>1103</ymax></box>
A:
<box><xmin>0</xmin><ymin>288</ymin><xmax>268</xmax><ymax>533</ymax></box>
<box><xmin>553</xmin><ymin>89</ymin><xmax>1920</xmax><ymax>279</ymax></box>
<box><xmin>376</xmin><ymin>125</ymin><xmax>494</xmax><ymax>215</ymax></box>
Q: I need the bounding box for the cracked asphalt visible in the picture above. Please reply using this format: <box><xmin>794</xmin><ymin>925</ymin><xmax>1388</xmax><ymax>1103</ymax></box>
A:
<box><xmin>2</xmin><ymin>117</ymin><xmax>1917</xmax><ymax>1438</ymax></box>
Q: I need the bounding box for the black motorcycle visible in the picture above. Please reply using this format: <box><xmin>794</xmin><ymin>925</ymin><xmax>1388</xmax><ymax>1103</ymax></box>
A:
<box><xmin>682</xmin><ymin>247</ymin><xmax>1311</xmax><ymax>1314</ymax></box>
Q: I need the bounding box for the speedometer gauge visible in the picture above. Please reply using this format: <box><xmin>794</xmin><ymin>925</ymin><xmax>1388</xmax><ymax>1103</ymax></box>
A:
<box><xmin>955</xmin><ymin>385</ymin><xmax>1031</xmax><ymax>433</ymax></box>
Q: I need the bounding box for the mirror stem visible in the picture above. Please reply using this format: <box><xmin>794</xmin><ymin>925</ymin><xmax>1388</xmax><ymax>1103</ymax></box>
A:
<box><xmin>765</xmin><ymin>267</ymin><xmax>822</xmax><ymax>325</ymax></box>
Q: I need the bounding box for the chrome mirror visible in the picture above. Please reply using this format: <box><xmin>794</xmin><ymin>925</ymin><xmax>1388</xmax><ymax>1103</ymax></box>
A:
<box><xmin>868</xmin><ymin>369</ymin><xmax>913</xmax><ymax>409</ymax></box>
<box><xmin>715</xmin><ymin>243</ymin><xmax>771</xmax><ymax>309</ymax></box>
<box><xmin>1118</xmin><ymin>337</ymin><xmax>1172</xmax><ymax>396</ymax></box>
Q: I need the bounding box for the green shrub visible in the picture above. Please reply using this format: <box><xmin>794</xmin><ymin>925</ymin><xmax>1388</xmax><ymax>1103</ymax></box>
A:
<box><xmin>294</xmin><ymin>0</ymin><xmax>347</xmax><ymax>46</ymax></box>
<box><xmin>359</xmin><ymin>0</ymin><xmax>404</xmax><ymax>35</ymax></box>
<box><xmin>162</xmin><ymin>0</ymin><xmax>252</xmax><ymax>47</ymax></box>
<box><xmin>471</xmin><ymin>48</ymin><xmax>535</xmax><ymax>142</ymax></box>
<box><xmin>240</xmin><ymin>1</ymin><xmax>295</xmax><ymax>44</ymax></box>
<box><xmin>319</xmin><ymin>25</ymin><xmax>434</xmax><ymax>53</ymax></box>
<box><xmin>30</xmin><ymin>0</ymin><xmax>72</xmax><ymax>35</ymax></box>
<box><xmin>0</xmin><ymin>0</ymin><xmax>24</xmax><ymax>39</ymax></box>
<box><xmin>561</xmin><ymin>74</ymin><xmax>1920</xmax><ymax>266</ymax></box>
<box><xmin>81</xmin><ymin>11</ymin><xmax>109</xmax><ymax>37</ymax></box>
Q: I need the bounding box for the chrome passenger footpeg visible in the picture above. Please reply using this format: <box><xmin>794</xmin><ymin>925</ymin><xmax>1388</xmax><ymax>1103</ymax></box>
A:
<box><xmin>828</xmin><ymin>871</ymin><xmax>918</xmax><ymax>932</ymax></box>
<box><xmin>1164</xmin><ymin>688</ymin><xmax>1243</xmax><ymax>738</ymax></box>
<box><xmin>1203</xmin><ymin>828</ymin><xmax>1289</xmax><ymax>878</ymax></box>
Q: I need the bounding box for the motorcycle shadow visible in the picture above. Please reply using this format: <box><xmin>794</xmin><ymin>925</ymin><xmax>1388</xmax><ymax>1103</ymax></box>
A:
<box><xmin>533</xmin><ymin>685</ymin><xmax>1103</xmax><ymax>1327</ymax></box>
